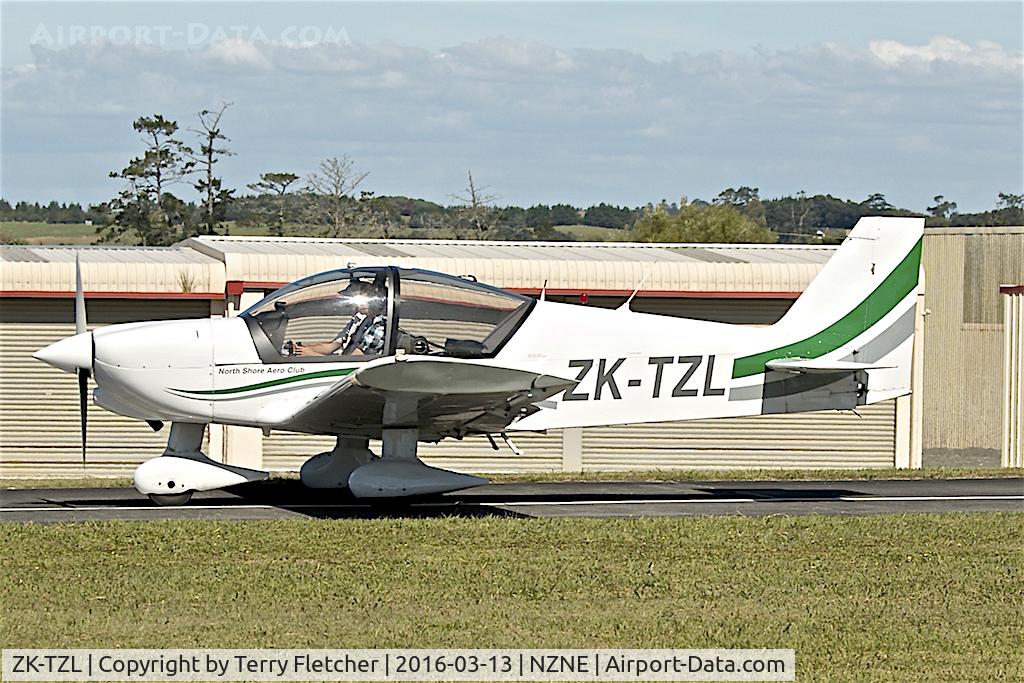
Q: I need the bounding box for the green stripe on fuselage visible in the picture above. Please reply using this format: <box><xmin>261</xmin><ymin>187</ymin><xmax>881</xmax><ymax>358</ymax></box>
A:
<box><xmin>731</xmin><ymin>238</ymin><xmax>922</xmax><ymax>379</ymax></box>
<box><xmin>174</xmin><ymin>367</ymin><xmax>356</xmax><ymax>396</ymax></box>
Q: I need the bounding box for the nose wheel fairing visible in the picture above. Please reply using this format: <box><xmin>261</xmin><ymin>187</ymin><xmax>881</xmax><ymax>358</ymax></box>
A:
<box><xmin>133</xmin><ymin>423</ymin><xmax>269</xmax><ymax>504</ymax></box>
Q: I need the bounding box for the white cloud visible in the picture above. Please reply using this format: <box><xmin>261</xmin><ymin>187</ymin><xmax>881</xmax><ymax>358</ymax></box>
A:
<box><xmin>869</xmin><ymin>36</ymin><xmax>1022</xmax><ymax>71</ymax></box>
<box><xmin>203</xmin><ymin>38</ymin><xmax>272</xmax><ymax>70</ymax></box>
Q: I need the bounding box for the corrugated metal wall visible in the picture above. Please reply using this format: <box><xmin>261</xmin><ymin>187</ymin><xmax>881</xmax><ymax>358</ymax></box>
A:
<box><xmin>583</xmin><ymin>406</ymin><xmax>895</xmax><ymax>470</ymax></box>
<box><xmin>0</xmin><ymin>299</ymin><xmax>212</xmax><ymax>477</ymax></box>
<box><xmin>921</xmin><ymin>229</ymin><xmax>1024</xmax><ymax>460</ymax></box>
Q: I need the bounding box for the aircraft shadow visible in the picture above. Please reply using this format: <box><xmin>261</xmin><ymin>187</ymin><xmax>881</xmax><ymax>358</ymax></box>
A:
<box><xmin>48</xmin><ymin>481</ymin><xmax>865</xmax><ymax>520</ymax></box>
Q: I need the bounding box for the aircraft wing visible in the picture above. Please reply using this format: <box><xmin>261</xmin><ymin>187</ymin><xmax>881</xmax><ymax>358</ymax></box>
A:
<box><xmin>278</xmin><ymin>357</ymin><xmax>577</xmax><ymax>440</ymax></box>
<box><xmin>765</xmin><ymin>358</ymin><xmax>895</xmax><ymax>374</ymax></box>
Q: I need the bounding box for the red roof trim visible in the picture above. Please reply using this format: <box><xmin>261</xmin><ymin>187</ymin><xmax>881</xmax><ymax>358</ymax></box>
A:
<box><xmin>228</xmin><ymin>280</ymin><xmax>286</xmax><ymax>293</ymax></box>
<box><xmin>999</xmin><ymin>285</ymin><xmax>1024</xmax><ymax>295</ymax></box>
<box><xmin>0</xmin><ymin>290</ymin><xmax>223</xmax><ymax>300</ymax></box>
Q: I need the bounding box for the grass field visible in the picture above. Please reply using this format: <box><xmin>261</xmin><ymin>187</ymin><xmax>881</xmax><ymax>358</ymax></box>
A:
<box><xmin>557</xmin><ymin>224</ymin><xmax>634</xmax><ymax>241</ymax></box>
<box><xmin>1</xmin><ymin>514</ymin><xmax>1020</xmax><ymax>680</ymax></box>
<box><xmin>0</xmin><ymin>221</ymin><xmax>98</xmax><ymax>244</ymax></box>
<box><xmin>0</xmin><ymin>221</ymin><xmax>272</xmax><ymax>245</ymax></box>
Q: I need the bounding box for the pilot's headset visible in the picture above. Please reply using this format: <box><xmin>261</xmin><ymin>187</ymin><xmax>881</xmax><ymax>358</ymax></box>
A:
<box><xmin>339</xmin><ymin>278</ymin><xmax>385</xmax><ymax>314</ymax></box>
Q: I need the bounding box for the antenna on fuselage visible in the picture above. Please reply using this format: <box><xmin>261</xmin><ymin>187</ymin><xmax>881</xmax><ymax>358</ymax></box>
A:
<box><xmin>618</xmin><ymin>268</ymin><xmax>651</xmax><ymax>312</ymax></box>
<box><xmin>540</xmin><ymin>279</ymin><xmax>548</xmax><ymax>302</ymax></box>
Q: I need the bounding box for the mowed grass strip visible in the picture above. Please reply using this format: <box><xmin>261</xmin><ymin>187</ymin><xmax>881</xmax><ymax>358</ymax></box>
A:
<box><xmin>2</xmin><ymin>515</ymin><xmax>1021</xmax><ymax>681</ymax></box>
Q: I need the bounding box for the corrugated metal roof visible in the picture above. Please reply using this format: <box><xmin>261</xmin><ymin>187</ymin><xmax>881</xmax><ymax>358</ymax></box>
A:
<box><xmin>183</xmin><ymin>236</ymin><xmax>836</xmax><ymax>294</ymax></box>
<box><xmin>0</xmin><ymin>245</ymin><xmax>225</xmax><ymax>296</ymax></box>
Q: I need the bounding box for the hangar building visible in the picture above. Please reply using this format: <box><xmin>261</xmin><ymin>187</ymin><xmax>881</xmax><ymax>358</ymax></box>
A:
<box><xmin>1</xmin><ymin>227</ymin><xmax>1020</xmax><ymax>477</ymax></box>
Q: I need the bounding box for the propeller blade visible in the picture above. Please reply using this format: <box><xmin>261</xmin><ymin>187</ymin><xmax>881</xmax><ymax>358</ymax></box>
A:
<box><xmin>76</xmin><ymin>253</ymin><xmax>90</xmax><ymax>465</ymax></box>
<box><xmin>75</xmin><ymin>252</ymin><xmax>87</xmax><ymax>335</ymax></box>
<box><xmin>78</xmin><ymin>368</ymin><xmax>88</xmax><ymax>466</ymax></box>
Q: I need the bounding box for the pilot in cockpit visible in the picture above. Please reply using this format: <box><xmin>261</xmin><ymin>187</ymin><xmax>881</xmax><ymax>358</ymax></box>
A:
<box><xmin>292</xmin><ymin>279</ymin><xmax>387</xmax><ymax>357</ymax></box>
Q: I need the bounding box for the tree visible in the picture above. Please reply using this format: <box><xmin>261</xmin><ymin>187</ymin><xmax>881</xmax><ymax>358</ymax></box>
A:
<box><xmin>715</xmin><ymin>186</ymin><xmax>760</xmax><ymax>207</ymax></box>
<box><xmin>791</xmin><ymin>190</ymin><xmax>811</xmax><ymax>231</ymax></box>
<box><xmin>715</xmin><ymin>186</ymin><xmax>766</xmax><ymax>225</ymax></box>
<box><xmin>450</xmin><ymin>171</ymin><xmax>497</xmax><ymax>239</ymax></box>
<box><xmin>549</xmin><ymin>203</ymin><xmax>580</xmax><ymax>226</ymax></box>
<box><xmin>862</xmin><ymin>193</ymin><xmax>895</xmax><ymax>213</ymax></box>
<box><xmin>583</xmin><ymin>203</ymin><xmax>636</xmax><ymax>229</ymax></box>
<box><xmin>996</xmin><ymin>192</ymin><xmax>1024</xmax><ymax>211</ymax></box>
<box><xmin>634</xmin><ymin>201</ymin><xmax>777</xmax><ymax>244</ymax></box>
<box><xmin>306</xmin><ymin>156</ymin><xmax>369</xmax><ymax>237</ymax></box>
<box><xmin>248</xmin><ymin>172</ymin><xmax>300</xmax><ymax>236</ymax></box>
<box><xmin>927</xmin><ymin>195</ymin><xmax>958</xmax><ymax>220</ymax></box>
<box><xmin>102</xmin><ymin>114</ymin><xmax>195</xmax><ymax>245</ymax></box>
<box><xmin>353</xmin><ymin>191</ymin><xmax>401</xmax><ymax>238</ymax></box>
<box><xmin>524</xmin><ymin>204</ymin><xmax>552</xmax><ymax>228</ymax></box>
<box><xmin>189</xmin><ymin>103</ymin><xmax>234</xmax><ymax>235</ymax></box>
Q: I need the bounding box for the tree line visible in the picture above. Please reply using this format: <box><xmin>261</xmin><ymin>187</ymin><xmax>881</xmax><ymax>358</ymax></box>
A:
<box><xmin>2</xmin><ymin>107</ymin><xmax>1022</xmax><ymax>245</ymax></box>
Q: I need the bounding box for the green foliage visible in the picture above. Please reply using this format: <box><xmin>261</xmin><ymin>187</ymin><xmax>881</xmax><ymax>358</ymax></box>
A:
<box><xmin>714</xmin><ymin>186</ymin><xmax>767</xmax><ymax>226</ymax></box>
<box><xmin>634</xmin><ymin>202</ymin><xmax>777</xmax><ymax>243</ymax></box>
<box><xmin>582</xmin><ymin>203</ymin><xmax>637</xmax><ymax>229</ymax></box>
<box><xmin>927</xmin><ymin>194</ymin><xmax>958</xmax><ymax>220</ymax></box>
<box><xmin>247</xmin><ymin>172</ymin><xmax>300</xmax><ymax>236</ymax></box>
<box><xmin>949</xmin><ymin>192</ymin><xmax>1024</xmax><ymax>227</ymax></box>
<box><xmin>100</xmin><ymin>114</ymin><xmax>196</xmax><ymax>246</ymax></box>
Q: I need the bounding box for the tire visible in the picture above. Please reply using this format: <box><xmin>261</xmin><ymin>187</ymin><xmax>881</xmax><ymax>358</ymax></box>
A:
<box><xmin>147</xmin><ymin>491</ymin><xmax>194</xmax><ymax>507</ymax></box>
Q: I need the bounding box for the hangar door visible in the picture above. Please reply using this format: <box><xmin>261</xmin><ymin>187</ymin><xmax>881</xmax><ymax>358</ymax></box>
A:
<box><xmin>0</xmin><ymin>299</ymin><xmax>212</xmax><ymax>478</ymax></box>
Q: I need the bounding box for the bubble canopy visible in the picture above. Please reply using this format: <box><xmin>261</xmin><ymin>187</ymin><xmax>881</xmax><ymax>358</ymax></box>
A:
<box><xmin>240</xmin><ymin>266</ymin><xmax>534</xmax><ymax>363</ymax></box>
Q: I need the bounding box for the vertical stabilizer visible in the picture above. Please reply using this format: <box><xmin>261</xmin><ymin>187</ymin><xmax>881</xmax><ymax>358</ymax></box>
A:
<box><xmin>732</xmin><ymin>217</ymin><xmax>924</xmax><ymax>404</ymax></box>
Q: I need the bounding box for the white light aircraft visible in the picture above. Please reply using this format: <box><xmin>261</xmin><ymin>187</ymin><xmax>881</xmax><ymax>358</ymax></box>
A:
<box><xmin>34</xmin><ymin>217</ymin><xmax>923</xmax><ymax>505</ymax></box>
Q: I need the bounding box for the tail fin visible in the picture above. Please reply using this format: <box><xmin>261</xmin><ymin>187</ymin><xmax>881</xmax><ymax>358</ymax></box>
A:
<box><xmin>733</xmin><ymin>217</ymin><xmax>924</xmax><ymax>405</ymax></box>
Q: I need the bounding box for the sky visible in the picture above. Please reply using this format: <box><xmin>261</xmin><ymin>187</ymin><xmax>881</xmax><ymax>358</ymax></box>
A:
<box><xmin>1</xmin><ymin>1</ymin><xmax>1022</xmax><ymax>212</ymax></box>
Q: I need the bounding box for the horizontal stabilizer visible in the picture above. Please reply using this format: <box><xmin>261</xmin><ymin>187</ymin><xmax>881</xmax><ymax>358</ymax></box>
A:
<box><xmin>765</xmin><ymin>358</ymin><xmax>895</xmax><ymax>374</ymax></box>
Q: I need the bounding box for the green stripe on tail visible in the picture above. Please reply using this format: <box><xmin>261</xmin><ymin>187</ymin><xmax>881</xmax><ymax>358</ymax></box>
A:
<box><xmin>732</xmin><ymin>238</ymin><xmax>922</xmax><ymax>379</ymax></box>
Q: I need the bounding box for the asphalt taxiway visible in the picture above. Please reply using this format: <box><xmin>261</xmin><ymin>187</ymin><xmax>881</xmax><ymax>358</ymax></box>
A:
<box><xmin>2</xmin><ymin>478</ymin><xmax>1022</xmax><ymax>522</ymax></box>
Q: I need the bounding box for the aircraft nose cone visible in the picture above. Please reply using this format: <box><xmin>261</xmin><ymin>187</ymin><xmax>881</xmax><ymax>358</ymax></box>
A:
<box><xmin>34</xmin><ymin>332</ymin><xmax>93</xmax><ymax>373</ymax></box>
